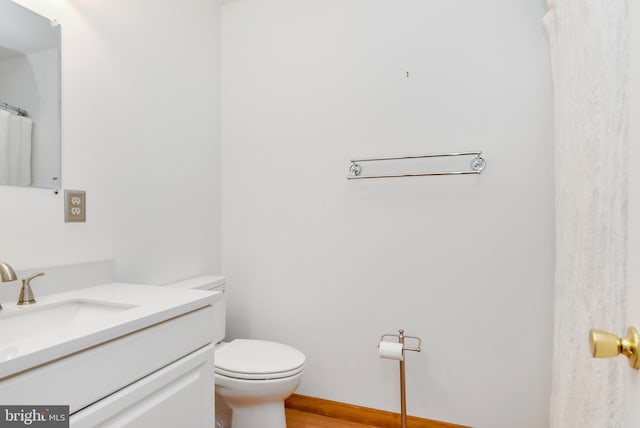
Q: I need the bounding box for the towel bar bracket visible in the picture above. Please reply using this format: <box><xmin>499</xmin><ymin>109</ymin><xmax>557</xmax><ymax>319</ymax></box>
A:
<box><xmin>348</xmin><ymin>163</ymin><xmax>362</xmax><ymax>176</ymax></box>
<box><xmin>470</xmin><ymin>156</ymin><xmax>486</xmax><ymax>172</ymax></box>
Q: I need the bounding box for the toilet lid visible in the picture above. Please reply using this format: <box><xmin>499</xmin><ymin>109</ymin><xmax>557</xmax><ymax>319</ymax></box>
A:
<box><xmin>215</xmin><ymin>339</ymin><xmax>306</xmax><ymax>380</ymax></box>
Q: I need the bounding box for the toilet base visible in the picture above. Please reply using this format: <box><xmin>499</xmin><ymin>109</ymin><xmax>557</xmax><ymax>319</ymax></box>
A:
<box><xmin>215</xmin><ymin>371</ymin><xmax>302</xmax><ymax>428</ymax></box>
<box><xmin>231</xmin><ymin>402</ymin><xmax>286</xmax><ymax>428</ymax></box>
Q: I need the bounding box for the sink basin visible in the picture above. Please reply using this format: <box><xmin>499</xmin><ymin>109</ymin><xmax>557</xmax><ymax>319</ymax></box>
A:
<box><xmin>0</xmin><ymin>300</ymin><xmax>135</xmax><ymax>345</ymax></box>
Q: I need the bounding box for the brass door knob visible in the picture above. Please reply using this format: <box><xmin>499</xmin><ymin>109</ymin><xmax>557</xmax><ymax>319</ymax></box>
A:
<box><xmin>589</xmin><ymin>327</ymin><xmax>639</xmax><ymax>369</ymax></box>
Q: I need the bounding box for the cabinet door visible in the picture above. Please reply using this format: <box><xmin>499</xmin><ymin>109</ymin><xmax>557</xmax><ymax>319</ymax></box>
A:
<box><xmin>70</xmin><ymin>345</ymin><xmax>214</xmax><ymax>428</ymax></box>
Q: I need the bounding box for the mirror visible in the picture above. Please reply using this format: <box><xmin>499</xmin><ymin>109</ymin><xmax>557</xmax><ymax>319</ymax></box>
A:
<box><xmin>0</xmin><ymin>0</ymin><xmax>60</xmax><ymax>189</ymax></box>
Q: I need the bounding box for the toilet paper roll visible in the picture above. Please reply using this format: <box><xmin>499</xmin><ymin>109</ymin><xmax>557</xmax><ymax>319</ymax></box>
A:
<box><xmin>378</xmin><ymin>341</ymin><xmax>404</xmax><ymax>361</ymax></box>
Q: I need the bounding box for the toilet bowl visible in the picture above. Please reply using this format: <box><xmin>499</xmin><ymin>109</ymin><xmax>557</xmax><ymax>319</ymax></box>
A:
<box><xmin>168</xmin><ymin>276</ymin><xmax>305</xmax><ymax>428</ymax></box>
<box><xmin>215</xmin><ymin>339</ymin><xmax>305</xmax><ymax>428</ymax></box>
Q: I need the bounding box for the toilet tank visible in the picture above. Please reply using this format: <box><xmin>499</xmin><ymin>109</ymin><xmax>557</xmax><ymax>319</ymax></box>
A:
<box><xmin>167</xmin><ymin>276</ymin><xmax>226</xmax><ymax>342</ymax></box>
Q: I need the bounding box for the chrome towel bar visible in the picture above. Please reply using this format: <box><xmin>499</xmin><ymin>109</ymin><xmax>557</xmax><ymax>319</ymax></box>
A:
<box><xmin>347</xmin><ymin>150</ymin><xmax>486</xmax><ymax>180</ymax></box>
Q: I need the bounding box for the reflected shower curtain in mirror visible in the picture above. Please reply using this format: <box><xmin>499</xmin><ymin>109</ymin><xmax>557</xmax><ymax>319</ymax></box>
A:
<box><xmin>545</xmin><ymin>0</ymin><xmax>628</xmax><ymax>427</ymax></box>
<box><xmin>0</xmin><ymin>110</ymin><xmax>9</xmax><ymax>184</ymax></box>
<box><xmin>0</xmin><ymin>109</ymin><xmax>32</xmax><ymax>186</ymax></box>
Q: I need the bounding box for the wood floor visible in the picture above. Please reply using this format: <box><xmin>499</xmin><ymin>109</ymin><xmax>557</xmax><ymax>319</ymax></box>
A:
<box><xmin>284</xmin><ymin>394</ymin><xmax>467</xmax><ymax>428</ymax></box>
<box><xmin>286</xmin><ymin>408</ymin><xmax>380</xmax><ymax>428</ymax></box>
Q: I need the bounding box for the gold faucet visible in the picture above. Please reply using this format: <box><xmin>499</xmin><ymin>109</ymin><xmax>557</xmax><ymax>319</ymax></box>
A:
<box><xmin>18</xmin><ymin>272</ymin><xmax>44</xmax><ymax>305</ymax></box>
<box><xmin>0</xmin><ymin>262</ymin><xmax>18</xmax><ymax>310</ymax></box>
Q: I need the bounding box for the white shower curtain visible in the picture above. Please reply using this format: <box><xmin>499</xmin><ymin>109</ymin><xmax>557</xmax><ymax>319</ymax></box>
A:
<box><xmin>545</xmin><ymin>1</ymin><xmax>629</xmax><ymax>427</ymax></box>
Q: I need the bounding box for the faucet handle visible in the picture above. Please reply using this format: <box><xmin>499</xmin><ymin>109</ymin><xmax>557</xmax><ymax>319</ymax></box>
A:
<box><xmin>18</xmin><ymin>272</ymin><xmax>44</xmax><ymax>305</ymax></box>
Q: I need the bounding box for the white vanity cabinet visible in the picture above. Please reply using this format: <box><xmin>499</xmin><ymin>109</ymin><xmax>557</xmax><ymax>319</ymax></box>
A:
<box><xmin>70</xmin><ymin>345</ymin><xmax>215</xmax><ymax>428</ymax></box>
<box><xmin>0</xmin><ymin>283</ymin><xmax>224</xmax><ymax>428</ymax></box>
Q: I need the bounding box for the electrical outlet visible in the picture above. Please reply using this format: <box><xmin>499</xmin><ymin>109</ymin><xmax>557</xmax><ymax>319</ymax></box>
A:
<box><xmin>64</xmin><ymin>190</ymin><xmax>86</xmax><ymax>222</ymax></box>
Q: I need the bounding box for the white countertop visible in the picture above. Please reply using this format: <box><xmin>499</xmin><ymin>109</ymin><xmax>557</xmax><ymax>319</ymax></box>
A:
<box><xmin>0</xmin><ymin>283</ymin><xmax>221</xmax><ymax>379</ymax></box>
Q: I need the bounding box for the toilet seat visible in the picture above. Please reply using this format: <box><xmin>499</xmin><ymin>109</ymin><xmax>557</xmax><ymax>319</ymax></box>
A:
<box><xmin>215</xmin><ymin>339</ymin><xmax>305</xmax><ymax>380</ymax></box>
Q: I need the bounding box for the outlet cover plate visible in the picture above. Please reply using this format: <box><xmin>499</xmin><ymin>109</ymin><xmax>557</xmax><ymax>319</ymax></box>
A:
<box><xmin>64</xmin><ymin>190</ymin><xmax>86</xmax><ymax>222</ymax></box>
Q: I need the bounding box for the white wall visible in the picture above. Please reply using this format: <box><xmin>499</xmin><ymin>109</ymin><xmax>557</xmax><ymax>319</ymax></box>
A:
<box><xmin>0</xmin><ymin>0</ymin><xmax>221</xmax><ymax>284</ymax></box>
<box><xmin>221</xmin><ymin>1</ymin><xmax>554</xmax><ymax>427</ymax></box>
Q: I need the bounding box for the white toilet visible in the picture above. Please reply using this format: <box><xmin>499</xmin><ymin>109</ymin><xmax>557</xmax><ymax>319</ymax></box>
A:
<box><xmin>169</xmin><ymin>276</ymin><xmax>305</xmax><ymax>428</ymax></box>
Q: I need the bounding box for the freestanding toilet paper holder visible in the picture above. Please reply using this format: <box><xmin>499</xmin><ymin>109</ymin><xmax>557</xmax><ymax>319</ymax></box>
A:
<box><xmin>379</xmin><ymin>330</ymin><xmax>421</xmax><ymax>428</ymax></box>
